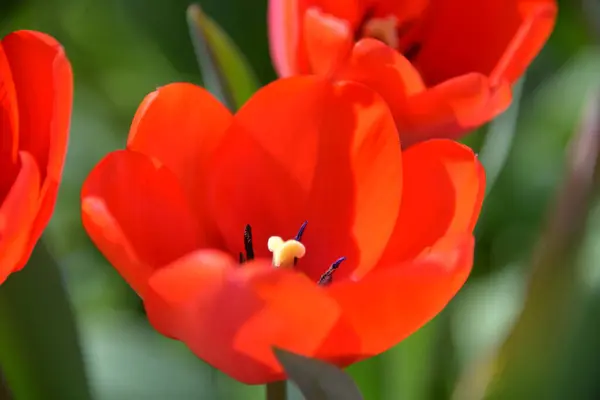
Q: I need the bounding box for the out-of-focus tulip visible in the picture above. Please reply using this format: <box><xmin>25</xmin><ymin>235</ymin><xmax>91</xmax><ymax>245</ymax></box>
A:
<box><xmin>0</xmin><ymin>30</ymin><xmax>72</xmax><ymax>284</ymax></box>
<box><xmin>269</xmin><ymin>0</ymin><xmax>557</xmax><ymax>145</ymax></box>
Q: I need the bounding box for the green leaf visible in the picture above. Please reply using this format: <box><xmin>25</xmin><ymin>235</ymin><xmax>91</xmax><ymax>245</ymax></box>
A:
<box><xmin>0</xmin><ymin>241</ymin><xmax>92</xmax><ymax>400</ymax></box>
<box><xmin>187</xmin><ymin>4</ymin><xmax>260</xmax><ymax>110</ymax></box>
<box><xmin>273</xmin><ymin>348</ymin><xmax>363</xmax><ymax>400</ymax></box>
<box><xmin>346</xmin><ymin>356</ymin><xmax>383</xmax><ymax>400</ymax></box>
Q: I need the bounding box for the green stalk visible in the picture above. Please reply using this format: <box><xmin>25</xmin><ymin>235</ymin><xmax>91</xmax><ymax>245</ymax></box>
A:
<box><xmin>0</xmin><ymin>241</ymin><xmax>92</xmax><ymax>400</ymax></box>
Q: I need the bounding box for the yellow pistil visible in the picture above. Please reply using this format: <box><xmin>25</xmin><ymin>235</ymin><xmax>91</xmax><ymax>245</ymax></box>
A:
<box><xmin>268</xmin><ymin>236</ymin><xmax>306</xmax><ymax>268</ymax></box>
<box><xmin>362</xmin><ymin>15</ymin><xmax>399</xmax><ymax>49</ymax></box>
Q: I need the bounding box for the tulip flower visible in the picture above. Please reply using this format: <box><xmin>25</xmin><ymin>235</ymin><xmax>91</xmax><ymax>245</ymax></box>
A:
<box><xmin>82</xmin><ymin>76</ymin><xmax>485</xmax><ymax>384</ymax></box>
<box><xmin>0</xmin><ymin>31</ymin><xmax>73</xmax><ymax>284</ymax></box>
<box><xmin>269</xmin><ymin>0</ymin><xmax>557</xmax><ymax>146</ymax></box>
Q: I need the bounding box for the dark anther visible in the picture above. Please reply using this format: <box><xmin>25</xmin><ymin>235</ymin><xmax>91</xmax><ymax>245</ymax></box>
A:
<box><xmin>295</xmin><ymin>221</ymin><xmax>308</xmax><ymax>241</ymax></box>
<box><xmin>239</xmin><ymin>252</ymin><xmax>246</xmax><ymax>264</ymax></box>
<box><xmin>244</xmin><ymin>224</ymin><xmax>255</xmax><ymax>261</ymax></box>
<box><xmin>318</xmin><ymin>257</ymin><xmax>346</xmax><ymax>286</ymax></box>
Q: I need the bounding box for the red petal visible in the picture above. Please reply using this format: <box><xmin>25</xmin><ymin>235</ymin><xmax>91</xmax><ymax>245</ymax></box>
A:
<box><xmin>268</xmin><ymin>0</ymin><xmax>303</xmax><ymax>76</ymax></box>
<box><xmin>145</xmin><ymin>250</ymin><xmax>354</xmax><ymax>384</ymax></box>
<box><xmin>207</xmin><ymin>76</ymin><xmax>402</xmax><ymax>280</ymax></box>
<box><xmin>81</xmin><ymin>150</ymin><xmax>203</xmax><ymax>297</ymax></box>
<box><xmin>0</xmin><ymin>152</ymin><xmax>41</xmax><ymax>283</ymax></box>
<box><xmin>376</xmin><ymin>139</ymin><xmax>485</xmax><ymax>267</ymax></box>
<box><xmin>312</xmin><ymin>0</ymin><xmax>363</xmax><ymax>26</ymax></box>
<box><xmin>490</xmin><ymin>1</ymin><xmax>558</xmax><ymax>85</ymax></box>
<box><xmin>0</xmin><ymin>38</ymin><xmax>19</xmax><ymax>198</ymax></box>
<box><xmin>0</xmin><ymin>36</ymin><xmax>19</xmax><ymax>169</ymax></box>
<box><xmin>268</xmin><ymin>0</ymin><xmax>363</xmax><ymax>77</ymax></box>
<box><xmin>1</xmin><ymin>30</ymin><xmax>73</xmax><ymax>257</ymax></box>
<box><xmin>371</xmin><ymin>0</ymin><xmax>429</xmax><ymax>20</ymax></box>
<box><xmin>329</xmin><ymin>234</ymin><xmax>474</xmax><ymax>356</ymax></box>
<box><xmin>303</xmin><ymin>7</ymin><xmax>353</xmax><ymax>76</ymax></box>
<box><xmin>415</xmin><ymin>0</ymin><xmax>557</xmax><ymax>86</ymax></box>
<box><xmin>2</xmin><ymin>30</ymin><xmax>72</xmax><ymax>188</ymax></box>
<box><xmin>401</xmin><ymin>73</ymin><xmax>512</xmax><ymax>146</ymax></box>
<box><xmin>336</xmin><ymin>40</ymin><xmax>512</xmax><ymax>146</ymax></box>
<box><xmin>128</xmin><ymin>83</ymin><xmax>232</xmax><ymax>246</ymax></box>
<box><xmin>338</xmin><ymin>38</ymin><xmax>426</xmax><ymax>97</ymax></box>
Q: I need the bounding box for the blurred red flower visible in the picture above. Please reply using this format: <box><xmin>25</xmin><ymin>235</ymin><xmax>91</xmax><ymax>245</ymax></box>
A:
<box><xmin>82</xmin><ymin>76</ymin><xmax>485</xmax><ymax>384</ymax></box>
<box><xmin>0</xmin><ymin>30</ymin><xmax>72</xmax><ymax>284</ymax></box>
<box><xmin>269</xmin><ymin>0</ymin><xmax>557</xmax><ymax>146</ymax></box>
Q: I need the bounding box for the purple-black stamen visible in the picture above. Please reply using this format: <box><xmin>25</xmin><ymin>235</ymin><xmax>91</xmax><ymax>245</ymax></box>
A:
<box><xmin>294</xmin><ymin>221</ymin><xmax>308</xmax><ymax>266</ymax></box>
<box><xmin>318</xmin><ymin>257</ymin><xmax>346</xmax><ymax>286</ymax></box>
<box><xmin>243</xmin><ymin>224</ymin><xmax>254</xmax><ymax>261</ymax></box>
<box><xmin>239</xmin><ymin>252</ymin><xmax>246</xmax><ymax>264</ymax></box>
<box><xmin>294</xmin><ymin>220</ymin><xmax>308</xmax><ymax>241</ymax></box>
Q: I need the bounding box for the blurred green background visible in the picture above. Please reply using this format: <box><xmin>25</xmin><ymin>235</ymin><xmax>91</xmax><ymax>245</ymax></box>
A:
<box><xmin>1</xmin><ymin>0</ymin><xmax>600</xmax><ymax>399</ymax></box>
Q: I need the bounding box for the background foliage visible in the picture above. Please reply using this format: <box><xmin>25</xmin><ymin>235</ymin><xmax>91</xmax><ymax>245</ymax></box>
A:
<box><xmin>1</xmin><ymin>0</ymin><xmax>600</xmax><ymax>398</ymax></box>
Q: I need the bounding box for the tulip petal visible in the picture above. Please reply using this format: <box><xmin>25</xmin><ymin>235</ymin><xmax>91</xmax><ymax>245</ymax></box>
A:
<box><xmin>371</xmin><ymin>0</ymin><xmax>429</xmax><ymax>21</ymax></box>
<box><xmin>268</xmin><ymin>0</ymin><xmax>362</xmax><ymax>77</ymax></box>
<box><xmin>1</xmin><ymin>30</ymin><xmax>73</xmax><ymax>259</ymax></box>
<box><xmin>311</xmin><ymin>0</ymin><xmax>363</xmax><ymax>25</ymax></box>
<box><xmin>336</xmin><ymin>39</ymin><xmax>512</xmax><ymax>145</ymax></box>
<box><xmin>490</xmin><ymin>0</ymin><xmax>558</xmax><ymax>85</ymax></box>
<box><xmin>376</xmin><ymin>139</ymin><xmax>485</xmax><ymax>268</ymax></box>
<box><xmin>339</xmin><ymin>39</ymin><xmax>425</xmax><ymax>98</ymax></box>
<box><xmin>303</xmin><ymin>8</ymin><xmax>353</xmax><ymax>77</ymax></box>
<box><xmin>401</xmin><ymin>73</ymin><xmax>512</xmax><ymax>146</ymax></box>
<box><xmin>0</xmin><ymin>38</ymin><xmax>19</xmax><ymax>174</ymax></box>
<box><xmin>207</xmin><ymin>76</ymin><xmax>402</xmax><ymax>281</ymax></box>
<box><xmin>0</xmin><ymin>152</ymin><xmax>40</xmax><ymax>283</ymax></box>
<box><xmin>268</xmin><ymin>0</ymin><xmax>302</xmax><ymax>76</ymax></box>
<box><xmin>415</xmin><ymin>0</ymin><xmax>557</xmax><ymax>86</ymax></box>
<box><xmin>145</xmin><ymin>249</ymin><xmax>356</xmax><ymax>384</ymax></box>
<box><xmin>330</xmin><ymin>234</ymin><xmax>474</xmax><ymax>356</ymax></box>
<box><xmin>127</xmin><ymin>83</ymin><xmax>232</xmax><ymax>246</ymax></box>
<box><xmin>335</xmin><ymin>39</ymin><xmax>426</xmax><ymax>144</ymax></box>
<box><xmin>0</xmin><ymin>45</ymin><xmax>19</xmax><ymax>221</ymax></box>
<box><xmin>81</xmin><ymin>150</ymin><xmax>203</xmax><ymax>297</ymax></box>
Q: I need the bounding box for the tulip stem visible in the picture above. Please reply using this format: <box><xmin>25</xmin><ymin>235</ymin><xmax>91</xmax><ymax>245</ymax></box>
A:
<box><xmin>266</xmin><ymin>381</ymin><xmax>287</xmax><ymax>400</ymax></box>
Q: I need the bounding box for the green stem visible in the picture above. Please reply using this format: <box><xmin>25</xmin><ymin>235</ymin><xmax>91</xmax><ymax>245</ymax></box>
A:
<box><xmin>0</xmin><ymin>241</ymin><xmax>92</xmax><ymax>400</ymax></box>
<box><xmin>266</xmin><ymin>381</ymin><xmax>287</xmax><ymax>400</ymax></box>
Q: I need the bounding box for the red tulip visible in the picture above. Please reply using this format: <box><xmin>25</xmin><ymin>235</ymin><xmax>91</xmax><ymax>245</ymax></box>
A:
<box><xmin>82</xmin><ymin>76</ymin><xmax>485</xmax><ymax>383</ymax></box>
<box><xmin>269</xmin><ymin>0</ymin><xmax>557</xmax><ymax>146</ymax></box>
<box><xmin>0</xmin><ymin>31</ymin><xmax>72</xmax><ymax>284</ymax></box>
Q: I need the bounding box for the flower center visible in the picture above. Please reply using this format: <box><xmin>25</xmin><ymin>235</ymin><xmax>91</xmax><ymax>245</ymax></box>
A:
<box><xmin>239</xmin><ymin>222</ymin><xmax>346</xmax><ymax>286</ymax></box>
<box><xmin>357</xmin><ymin>11</ymin><xmax>423</xmax><ymax>60</ymax></box>
<box><xmin>361</xmin><ymin>15</ymin><xmax>400</xmax><ymax>50</ymax></box>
